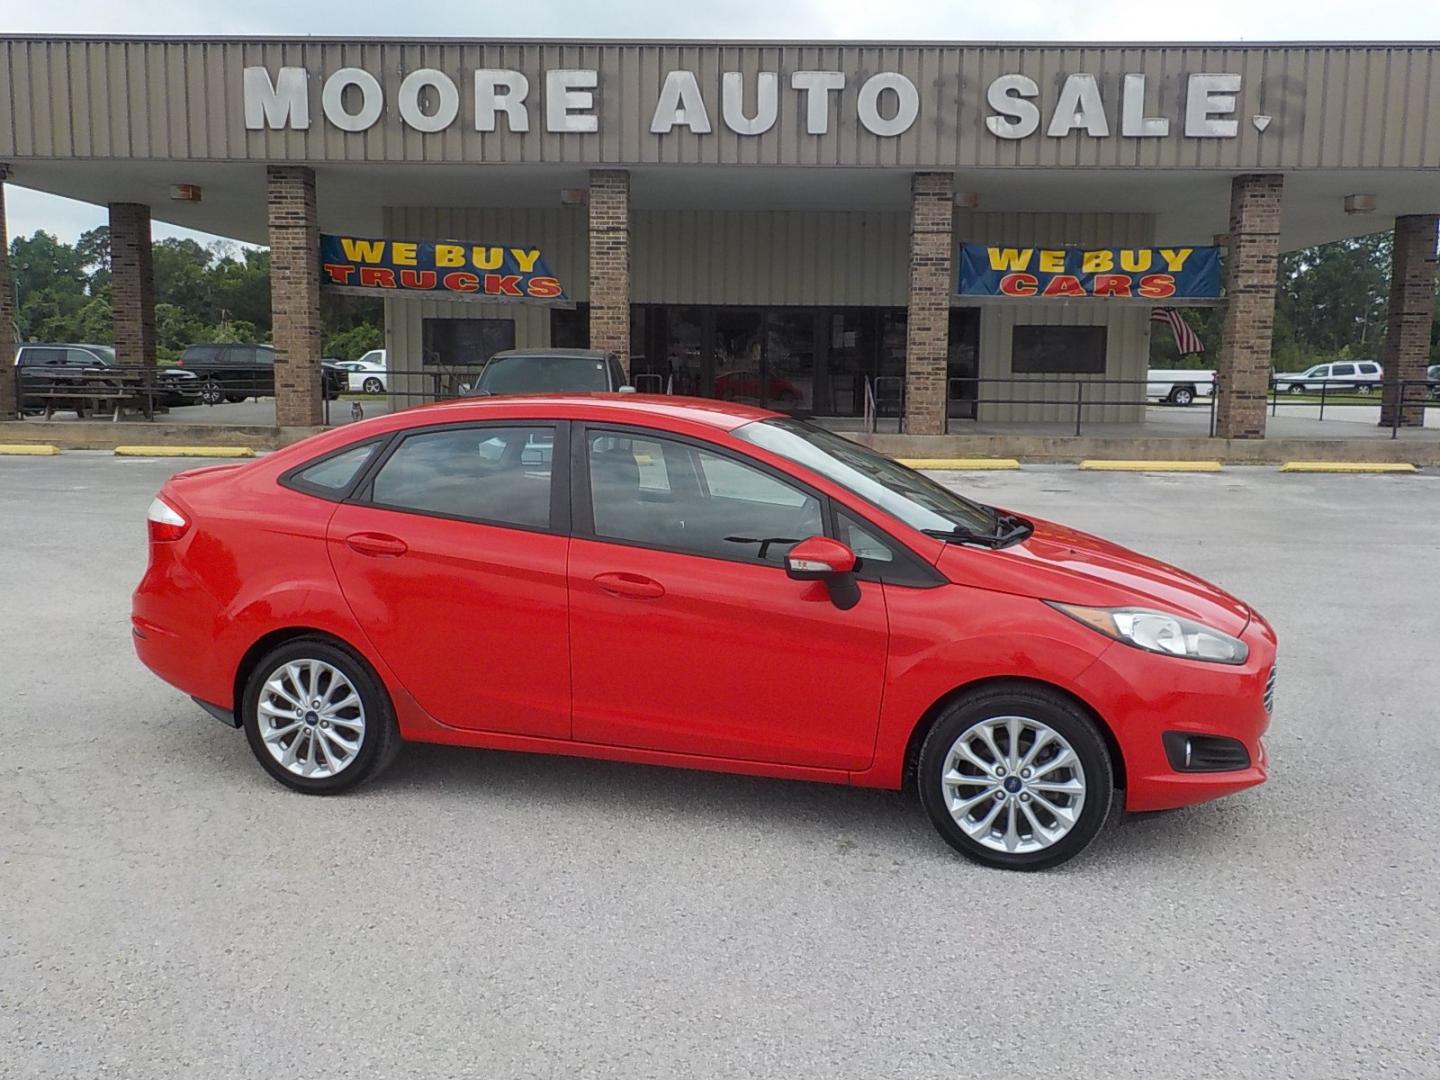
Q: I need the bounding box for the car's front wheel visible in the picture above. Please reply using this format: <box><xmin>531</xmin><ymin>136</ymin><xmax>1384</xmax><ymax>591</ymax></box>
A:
<box><xmin>1287</xmin><ymin>383</ymin><xmax>1308</xmax><ymax>395</ymax></box>
<box><xmin>917</xmin><ymin>683</ymin><xmax>1114</xmax><ymax>870</ymax></box>
<box><xmin>199</xmin><ymin>380</ymin><xmax>225</xmax><ymax>406</ymax></box>
<box><xmin>241</xmin><ymin>638</ymin><xmax>401</xmax><ymax>794</ymax></box>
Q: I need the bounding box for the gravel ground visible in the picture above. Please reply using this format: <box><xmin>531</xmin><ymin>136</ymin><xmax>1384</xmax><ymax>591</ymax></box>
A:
<box><xmin>2</xmin><ymin>453</ymin><xmax>1437</xmax><ymax>1079</ymax></box>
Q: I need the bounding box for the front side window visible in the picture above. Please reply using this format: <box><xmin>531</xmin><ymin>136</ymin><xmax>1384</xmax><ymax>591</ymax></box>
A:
<box><xmin>370</xmin><ymin>425</ymin><xmax>555</xmax><ymax>529</ymax></box>
<box><xmin>734</xmin><ymin>418</ymin><xmax>996</xmax><ymax>537</ymax></box>
<box><xmin>586</xmin><ymin>431</ymin><xmax>822</xmax><ymax>566</ymax></box>
<box><xmin>837</xmin><ymin>511</ymin><xmax>895</xmax><ymax>565</ymax></box>
<box><xmin>1306</xmin><ymin>365</ymin><xmax>1330</xmax><ymax>378</ymax></box>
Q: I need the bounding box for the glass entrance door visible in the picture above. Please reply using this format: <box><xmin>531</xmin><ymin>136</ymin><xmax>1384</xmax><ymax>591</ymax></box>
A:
<box><xmin>712</xmin><ymin>308</ymin><xmax>765</xmax><ymax>406</ymax></box>
<box><xmin>762</xmin><ymin>309</ymin><xmax>819</xmax><ymax>414</ymax></box>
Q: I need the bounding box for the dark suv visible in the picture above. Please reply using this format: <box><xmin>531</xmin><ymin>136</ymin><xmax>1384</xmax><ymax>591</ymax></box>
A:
<box><xmin>464</xmin><ymin>349</ymin><xmax>631</xmax><ymax>397</ymax></box>
<box><xmin>178</xmin><ymin>343</ymin><xmax>345</xmax><ymax>405</ymax></box>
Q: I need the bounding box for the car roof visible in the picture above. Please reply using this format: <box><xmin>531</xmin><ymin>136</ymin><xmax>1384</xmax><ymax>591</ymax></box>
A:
<box><xmin>487</xmin><ymin>348</ymin><xmax>615</xmax><ymax>361</ymax></box>
<box><xmin>382</xmin><ymin>393</ymin><xmax>780</xmax><ymax>433</ymax></box>
<box><xmin>18</xmin><ymin>342</ymin><xmax>111</xmax><ymax>349</ymax></box>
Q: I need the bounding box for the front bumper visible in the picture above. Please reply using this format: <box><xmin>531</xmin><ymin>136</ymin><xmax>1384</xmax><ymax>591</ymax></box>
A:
<box><xmin>1074</xmin><ymin>615</ymin><xmax>1276</xmax><ymax>813</ymax></box>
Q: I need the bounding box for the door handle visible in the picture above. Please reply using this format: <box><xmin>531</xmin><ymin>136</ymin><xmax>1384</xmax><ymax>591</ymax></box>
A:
<box><xmin>593</xmin><ymin>571</ymin><xmax>665</xmax><ymax>600</ymax></box>
<box><xmin>346</xmin><ymin>532</ymin><xmax>408</xmax><ymax>558</ymax></box>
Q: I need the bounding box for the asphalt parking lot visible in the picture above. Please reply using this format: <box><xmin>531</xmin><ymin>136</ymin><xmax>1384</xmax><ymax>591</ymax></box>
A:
<box><xmin>2</xmin><ymin>453</ymin><xmax>1438</xmax><ymax>1079</ymax></box>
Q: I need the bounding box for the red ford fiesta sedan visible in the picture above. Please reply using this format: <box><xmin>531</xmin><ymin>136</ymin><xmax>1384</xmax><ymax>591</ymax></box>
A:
<box><xmin>133</xmin><ymin>395</ymin><xmax>1274</xmax><ymax>870</ymax></box>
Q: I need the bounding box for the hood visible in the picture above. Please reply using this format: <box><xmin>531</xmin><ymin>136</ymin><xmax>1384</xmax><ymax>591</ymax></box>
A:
<box><xmin>937</xmin><ymin>513</ymin><xmax>1251</xmax><ymax>636</ymax></box>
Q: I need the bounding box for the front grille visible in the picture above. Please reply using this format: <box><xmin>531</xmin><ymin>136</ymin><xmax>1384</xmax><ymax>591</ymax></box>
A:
<box><xmin>1264</xmin><ymin>665</ymin><xmax>1277</xmax><ymax>714</ymax></box>
<box><xmin>1162</xmin><ymin>732</ymin><xmax>1252</xmax><ymax>773</ymax></box>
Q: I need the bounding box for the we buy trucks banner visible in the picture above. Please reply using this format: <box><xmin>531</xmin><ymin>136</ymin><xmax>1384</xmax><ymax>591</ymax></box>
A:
<box><xmin>319</xmin><ymin>234</ymin><xmax>570</xmax><ymax>304</ymax></box>
<box><xmin>958</xmin><ymin>244</ymin><xmax>1221</xmax><ymax>300</ymax></box>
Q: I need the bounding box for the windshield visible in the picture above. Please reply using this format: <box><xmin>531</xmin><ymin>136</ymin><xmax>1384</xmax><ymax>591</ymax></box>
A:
<box><xmin>475</xmin><ymin>355</ymin><xmax>609</xmax><ymax>395</ymax></box>
<box><xmin>733</xmin><ymin>418</ymin><xmax>997</xmax><ymax>535</ymax></box>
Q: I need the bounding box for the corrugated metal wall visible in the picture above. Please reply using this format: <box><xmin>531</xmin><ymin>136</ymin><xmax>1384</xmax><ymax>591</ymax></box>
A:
<box><xmin>957</xmin><ymin>211</ymin><xmax>1155</xmax><ymax>423</ymax></box>
<box><xmin>384</xmin><ymin>204</ymin><xmax>1153</xmax><ymax>422</ymax></box>
<box><xmin>3</xmin><ymin>37</ymin><xmax>1437</xmax><ymax>170</ymax></box>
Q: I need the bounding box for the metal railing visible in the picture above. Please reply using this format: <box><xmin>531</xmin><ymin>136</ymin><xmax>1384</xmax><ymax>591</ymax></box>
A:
<box><xmin>1266</xmin><ymin>378</ymin><xmax>1438</xmax><ymax>439</ymax></box>
<box><xmin>945</xmin><ymin>376</ymin><xmax>1216</xmax><ymax>436</ymax></box>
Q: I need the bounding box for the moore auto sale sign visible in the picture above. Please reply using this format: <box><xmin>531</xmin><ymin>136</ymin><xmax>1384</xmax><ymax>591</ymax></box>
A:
<box><xmin>244</xmin><ymin>63</ymin><xmax>1262</xmax><ymax>142</ymax></box>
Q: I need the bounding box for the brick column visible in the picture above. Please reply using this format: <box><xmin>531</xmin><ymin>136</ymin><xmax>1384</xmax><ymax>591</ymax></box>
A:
<box><xmin>904</xmin><ymin>172</ymin><xmax>954</xmax><ymax>436</ymax></box>
<box><xmin>0</xmin><ymin>171</ymin><xmax>16</xmax><ymax>421</ymax></box>
<box><xmin>1215</xmin><ymin>174</ymin><xmax>1284</xmax><ymax>440</ymax></box>
<box><xmin>1379</xmin><ymin>214</ymin><xmax>1439</xmax><ymax>428</ymax></box>
<box><xmin>108</xmin><ymin>203</ymin><xmax>157</xmax><ymax>369</ymax></box>
<box><xmin>588</xmin><ymin>169</ymin><xmax>630</xmax><ymax>374</ymax></box>
<box><xmin>267</xmin><ymin>166</ymin><xmax>323</xmax><ymax>427</ymax></box>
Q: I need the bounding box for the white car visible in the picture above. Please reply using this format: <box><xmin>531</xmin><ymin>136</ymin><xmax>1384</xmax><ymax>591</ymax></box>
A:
<box><xmin>1145</xmin><ymin>368</ymin><xmax>1215</xmax><ymax>407</ymax></box>
<box><xmin>336</xmin><ymin>349</ymin><xmax>387</xmax><ymax>393</ymax></box>
<box><xmin>1272</xmin><ymin>360</ymin><xmax>1382</xmax><ymax>394</ymax></box>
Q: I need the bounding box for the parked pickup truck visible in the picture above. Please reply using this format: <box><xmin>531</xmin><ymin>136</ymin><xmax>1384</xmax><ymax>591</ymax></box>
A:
<box><xmin>178</xmin><ymin>343</ymin><xmax>346</xmax><ymax>405</ymax></box>
<box><xmin>1145</xmin><ymin>368</ymin><xmax>1216</xmax><ymax>407</ymax></box>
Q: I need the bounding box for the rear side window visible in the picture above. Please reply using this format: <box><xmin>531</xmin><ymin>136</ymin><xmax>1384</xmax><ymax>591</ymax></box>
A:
<box><xmin>284</xmin><ymin>441</ymin><xmax>382</xmax><ymax>500</ymax></box>
<box><xmin>1331</xmin><ymin>363</ymin><xmax>1355</xmax><ymax>377</ymax></box>
<box><xmin>19</xmin><ymin>348</ymin><xmax>66</xmax><ymax>367</ymax></box>
<box><xmin>369</xmin><ymin>425</ymin><xmax>555</xmax><ymax>529</ymax></box>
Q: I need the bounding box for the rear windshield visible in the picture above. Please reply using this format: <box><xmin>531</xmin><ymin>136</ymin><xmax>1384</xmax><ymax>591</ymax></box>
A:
<box><xmin>475</xmin><ymin>355</ymin><xmax>609</xmax><ymax>395</ymax></box>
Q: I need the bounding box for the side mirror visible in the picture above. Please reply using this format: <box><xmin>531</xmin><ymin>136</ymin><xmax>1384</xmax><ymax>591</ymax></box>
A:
<box><xmin>618</xmin><ymin>384</ymin><xmax>638</xmax><ymax>394</ymax></box>
<box><xmin>785</xmin><ymin>536</ymin><xmax>857</xmax><ymax>581</ymax></box>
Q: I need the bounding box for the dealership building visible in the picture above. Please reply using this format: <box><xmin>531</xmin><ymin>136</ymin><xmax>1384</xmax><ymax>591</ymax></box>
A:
<box><xmin>0</xmin><ymin>36</ymin><xmax>1437</xmax><ymax>437</ymax></box>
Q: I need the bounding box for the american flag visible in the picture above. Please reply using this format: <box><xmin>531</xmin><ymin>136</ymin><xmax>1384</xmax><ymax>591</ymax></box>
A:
<box><xmin>1151</xmin><ymin>307</ymin><xmax>1204</xmax><ymax>355</ymax></box>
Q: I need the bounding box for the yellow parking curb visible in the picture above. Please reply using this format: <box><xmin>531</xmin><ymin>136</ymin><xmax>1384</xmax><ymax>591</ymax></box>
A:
<box><xmin>1079</xmin><ymin>460</ymin><xmax>1222</xmax><ymax>472</ymax></box>
<box><xmin>0</xmin><ymin>444</ymin><xmax>61</xmax><ymax>455</ymax></box>
<box><xmin>114</xmin><ymin>446</ymin><xmax>256</xmax><ymax>458</ymax></box>
<box><xmin>901</xmin><ymin>458</ymin><xmax>1021</xmax><ymax>470</ymax></box>
<box><xmin>1280</xmin><ymin>461</ymin><xmax>1417</xmax><ymax>473</ymax></box>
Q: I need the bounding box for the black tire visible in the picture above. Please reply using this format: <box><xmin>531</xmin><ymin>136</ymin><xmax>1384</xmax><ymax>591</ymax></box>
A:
<box><xmin>1287</xmin><ymin>383</ymin><xmax>1308</xmax><ymax>395</ymax></box>
<box><xmin>917</xmin><ymin>682</ymin><xmax>1114</xmax><ymax>871</ymax></box>
<box><xmin>241</xmin><ymin>637</ymin><xmax>402</xmax><ymax>795</ymax></box>
<box><xmin>225</xmin><ymin>393</ymin><xmax>248</xmax><ymax>404</ymax></box>
<box><xmin>362</xmin><ymin>377</ymin><xmax>384</xmax><ymax>395</ymax></box>
<box><xmin>1169</xmin><ymin>386</ymin><xmax>1195</xmax><ymax>407</ymax></box>
<box><xmin>199</xmin><ymin>380</ymin><xmax>225</xmax><ymax>406</ymax></box>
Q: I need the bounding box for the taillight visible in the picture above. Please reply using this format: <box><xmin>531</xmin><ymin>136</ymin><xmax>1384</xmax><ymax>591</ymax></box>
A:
<box><xmin>147</xmin><ymin>496</ymin><xmax>190</xmax><ymax>542</ymax></box>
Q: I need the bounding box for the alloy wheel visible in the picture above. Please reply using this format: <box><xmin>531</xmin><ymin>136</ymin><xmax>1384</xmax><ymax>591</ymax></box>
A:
<box><xmin>256</xmin><ymin>658</ymin><xmax>367</xmax><ymax>779</ymax></box>
<box><xmin>940</xmin><ymin>715</ymin><xmax>1087</xmax><ymax>855</ymax></box>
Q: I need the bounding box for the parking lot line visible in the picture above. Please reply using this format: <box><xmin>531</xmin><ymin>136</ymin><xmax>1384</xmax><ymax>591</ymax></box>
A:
<box><xmin>899</xmin><ymin>458</ymin><xmax>1022</xmax><ymax>470</ymax></box>
<box><xmin>113</xmin><ymin>445</ymin><xmax>257</xmax><ymax>458</ymax></box>
<box><xmin>1079</xmin><ymin>460</ymin><xmax>1223</xmax><ymax>472</ymax></box>
<box><xmin>1279</xmin><ymin>461</ymin><xmax>1418</xmax><ymax>473</ymax></box>
<box><xmin>0</xmin><ymin>444</ymin><xmax>61</xmax><ymax>455</ymax></box>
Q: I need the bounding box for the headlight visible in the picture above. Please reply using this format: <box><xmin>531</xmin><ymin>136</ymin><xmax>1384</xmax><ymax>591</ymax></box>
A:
<box><xmin>1047</xmin><ymin>602</ymin><xmax>1249</xmax><ymax>665</ymax></box>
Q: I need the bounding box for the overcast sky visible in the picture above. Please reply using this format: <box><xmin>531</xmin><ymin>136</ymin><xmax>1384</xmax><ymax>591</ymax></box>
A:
<box><xmin>5</xmin><ymin>1</ymin><xmax>1438</xmax><ymax>245</ymax></box>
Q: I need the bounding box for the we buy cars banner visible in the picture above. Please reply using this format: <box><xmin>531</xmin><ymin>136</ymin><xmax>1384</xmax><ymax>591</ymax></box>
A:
<box><xmin>957</xmin><ymin>244</ymin><xmax>1221</xmax><ymax>300</ymax></box>
<box><xmin>319</xmin><ymin>234</ymin><xmax>570</xmax><ymax>305</ymax></box>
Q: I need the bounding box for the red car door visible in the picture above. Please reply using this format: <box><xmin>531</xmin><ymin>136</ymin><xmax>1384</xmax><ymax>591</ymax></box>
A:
<box><xmin>567</xmin><ymin>426</ymin><xmax>888</xmax><ymax>771</ymax></box>
<box><xmin>326</xmin><ymin>423</ymin><xmax>570</xmax><ymax>737</ymax></box>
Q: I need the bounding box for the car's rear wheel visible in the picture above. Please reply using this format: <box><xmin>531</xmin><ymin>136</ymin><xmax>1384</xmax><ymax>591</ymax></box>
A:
<box><xmin>1169</xmin><ymin>386</ymin><xmax>1195</xmax><ymax>407</ymax></box>
<box><xmin>241</xmin><ymin>638</ymin><xmax>401</xmax><ymax>794</ymax></box>
<box><xmin>917</xmin><ymin>684</ymin><xmax>1114</xmax><ymax>870</ymax></box>
<box><xmin>362</xmin><ymin>377</ymin><xmax>383</xmax><ymax>394</ymax></box>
